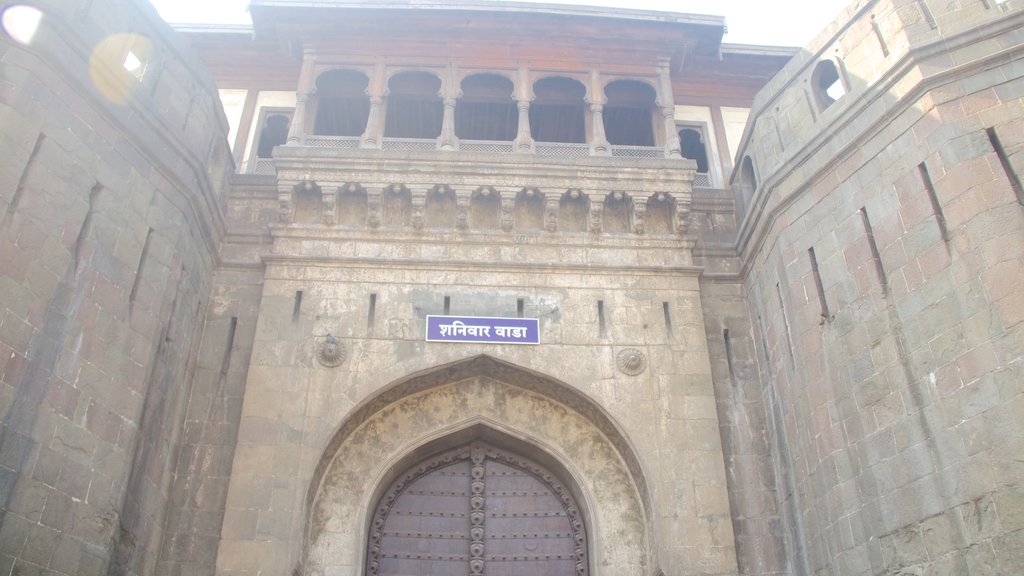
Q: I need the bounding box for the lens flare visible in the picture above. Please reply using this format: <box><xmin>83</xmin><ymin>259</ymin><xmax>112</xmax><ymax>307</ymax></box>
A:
<box><xmin>89</xmin><ymin>33</ymin><xmax>152</xmax><ymax>105</ymax></box>
<box><xmin>1</xmin><ymin>5</ymin><xmax>43</xmax><ymax>45</ymax></box>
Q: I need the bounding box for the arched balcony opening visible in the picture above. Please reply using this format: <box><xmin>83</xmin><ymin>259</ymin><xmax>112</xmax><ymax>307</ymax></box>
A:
<box><xmin>313</xmin><ymin>69</ymin><xmax>370</xmax><ymax>138</ymax></box>
<box><xmin>603</xmin><ymin>80</ymin><xmax>656</xmax><ymax>146</ymax></box>
<box><xmin>679</xmin><ymin>128</ymin><xmax>711</xmax><ymax>187</ymax></box>
<box><xmin>456</xmin><ymin>74</ymin><xmax>517</xmax><ymax>142</ymax></box>
<box><xmin>812</xmin><ymin>60</ymin><xmax>846</xmax><ymax>111</ymax></box>
<box><xmin>384</xmin><ymin>71</ymin><xmax>443</xmax><ymax>140</ymax></box>
<box><xmin>530</xmin><ymin>77</ymin><xmax>586</xmax><ymax>144</ymax></box>
<box><xmin>256</xmin><ymin>113</ymin><xmax>290</xmax><ymax>158</ymax></box>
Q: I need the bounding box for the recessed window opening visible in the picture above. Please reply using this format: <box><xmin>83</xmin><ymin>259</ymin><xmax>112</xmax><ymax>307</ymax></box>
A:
<box><xmin>384</xmin><ymin>71</ymin><xmax>443</xmax><ymax>139</ymax></box>
<box><xmin>679</xmin><ymin>128</ymin><xmax>710</xmax><ymax>173</ymax></box>
<box><xmin>530</xmin><ymin>76</ymin><xmax>586</xmax><ymax>143</ymax></box>
<box><xmin>256</xmin><ymin>113</ymin><xmax>291</xmax><ymax>158</ymax></box>
<box><xmin>812</xmin><ymin>60</ymin><xmax>846</xmax><ymax>110</ymax></box>
<box><xmin>738</xmin><ymin>155</ymin><xmax>758</xmax><ymax>215</ymax></box>
<box><xmin>456</xmin><ymin>74</ymin><xmax>517</xmax><ymax>141</ymax></box>
<box><xmin>313</xmin><ymin>69</ymin><xmax>370</xmax><ymax>137</ymax></box>
<box><xmin>603</xmin><ymin>80</ymin><xmax>656</xmax><ymax>146</ymax></box>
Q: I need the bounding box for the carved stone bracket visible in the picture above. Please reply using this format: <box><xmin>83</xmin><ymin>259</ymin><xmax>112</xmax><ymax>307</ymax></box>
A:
<box><xmin>632</xmin><ymin>195</ymin><xmax>647</xmax><ymax>235</ymax></box>
<box><xmin>277</xmin><ymin>181</ymin><xmax>295</xmax><ymax>223</ymax></box>
<box><xmin>455</xmin><ymin>187</ymin><xmax>473</xmax><ymax>230</ymax></box>
<box><xmin>545</xmin><ymin>196</ymin><xmax>560</xmax><ymax>232</ymax></box>
<box><xmin>366</xmin><ymin>186</ymin><xmax>383</xmax><ymax>228</ymax></box>
<box><xmin>411</xmin><ymin>188</ymin><xmax>427</xmax><ymax>230</ymax></box>
<box><xmin>321</xmin><ymin>182</ymin><xmax>340</xmax><ymax>226</ymax></box>
<box><xmin>588</xmin><ymin>196</ymin><xmax>604</xmax><ymax>234</ymax></box>
<box><xmin>499</xmin><ymin>188</ymin><xmax>517</xmax><ymax>232</ymax></box>
<box><xmin>674</xmin><ymin>194</ymin><xmax>693</xmax><ymax>236</ymax></box>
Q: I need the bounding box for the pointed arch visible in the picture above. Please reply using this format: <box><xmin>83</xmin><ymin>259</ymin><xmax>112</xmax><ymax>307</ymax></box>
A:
<box><xmin>302</xmin><ymin>355</ymin><xmax>654</xmax><ymax>575</ymax></box>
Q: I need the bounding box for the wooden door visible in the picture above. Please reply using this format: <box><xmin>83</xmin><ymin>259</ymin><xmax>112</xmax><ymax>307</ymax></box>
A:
<box><xmin>367</xmin><ymin>442</ymin><xmax>587</xmax><ymax>575</ymax></box>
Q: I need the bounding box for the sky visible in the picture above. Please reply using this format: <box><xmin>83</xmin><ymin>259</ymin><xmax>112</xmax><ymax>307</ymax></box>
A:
<box><xmin>148</xmin><ymin>0</ymin><xmax>854</xmax><ymax>47</ymax></box>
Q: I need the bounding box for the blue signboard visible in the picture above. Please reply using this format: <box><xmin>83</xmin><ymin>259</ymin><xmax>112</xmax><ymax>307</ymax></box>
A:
<box><xmin>425</xmin><ymin>315</ymin><xmax>540</xmax><ymax>345</ymax></box>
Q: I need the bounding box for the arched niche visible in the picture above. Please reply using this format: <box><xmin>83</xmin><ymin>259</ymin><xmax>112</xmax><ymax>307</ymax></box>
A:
<box><xmin>457</xmin><ymin>73</ymin><xmax>517</xmax><ymax>141</ymax></box>
<box><xmin>530</xmin><ymin>76</ymin><xmax>587</xmax><ymax>143</ymax></box>
<box><xmin>468</xmin><ymin>187</ymin><xmax>500</xmax><ymax>229</ymax></box>
<box><xmin>337</xmin><ymin>183</ymin><xmax>368</xmax><ymax>227</ymax></box>
<box><xmin>424</xmin><ymin>186</ymin><xmax>456</xmax><ymax>229</ymax></box>
<box><xmin>604</xmin><ymin>80</ymin><xmax>656</xmax><ymax>146</ymax></box>
<box><xmin>293</xmin><ymin>181</ymin><xmax>323</xmax><ymax>224</ymax></box>
<box><xmin>382</xmin><ymin>185</ymin><xmax>411</xmax><ymax>228</ymax></box>
<box><xmin>646</xmin><ymin>193</ymin><xmax>673</xmax><ymax>235</ymax></box>
<box><xmin>303</xmin><ymin>356</ymin><xmax>654</xmax><ymax>576</ymax></box>
<box><xmin>602</xmin><ymin>192</ymin><xmax>631</xmax><ymax>234</ymax></box>
<box><xmin>385</xmin><ymin>71</ymin><xmax>443</xmax><ymax>139</ymax></box>
<box><xmin>314</xmin><ymin>69</ymin><xmax>371</xmax><ymax>137</ymax></box>
<box><xmin>515</xmin><ymin>188</ymin><xmax>545</xmax><ymax>230</ymax></box>
<box><xmin>559</xmin><ymin>190</ymin><xmax>589</xmax><ymax>232</ymax></box>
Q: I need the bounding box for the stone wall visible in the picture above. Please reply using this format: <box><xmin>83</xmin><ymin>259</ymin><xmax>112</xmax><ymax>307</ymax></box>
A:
<box><xmin>0</xmin><ymin>1</ymin><xmax>230</xmax><ymax>574</ymax></box>
<box><xmin>730</xmin><ymin>0</ymin><xmax>1024</xmax><ymax>573</ymax></box>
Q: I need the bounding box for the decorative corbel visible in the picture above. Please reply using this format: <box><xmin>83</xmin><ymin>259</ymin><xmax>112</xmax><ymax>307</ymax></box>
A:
<box><xmin>544</xmin><ymin>194</ymin><xmax>559</xmax><ymax>232</ymax></box>
<box><xmin>321</xmin><ymin>182</ymin><xmax>340</xmax><ymax>226</ymax></box>
<box><xmin>499</xmin><ymin>188</ymin><xmax>518</xmax><ymax>232</ymax></box>
<box><xmin>366</xmin><ymin>185</ymin><xmax>383</xmax><ymax>228</ymax></box>
<box><xmin>455</xmin><ymin>187</ymin><xmax>473</xmax><ymax>230</ymax></box>
<box><xmin>632</xmin><ymin>195</ymin><xmax>648</xmax><ymax>235</ymax></box>
<box><xmin>674</xmin><ymin>193</ymin><xmax>693</xmax><ymax>236</ymax></box>
<box><xmin>278</xmin><ymin>180</ymin><xmax>296</xmax><ymax>223</ymax></box>
<box><xmin>411</xmin><ymin>187</ymin><xmax>427</xmax><ymax>230</ymax></box>
<box><xmin>588</xmin><ymin>194</ymin><xmax>605</xmax><ymax>234</ymax></box>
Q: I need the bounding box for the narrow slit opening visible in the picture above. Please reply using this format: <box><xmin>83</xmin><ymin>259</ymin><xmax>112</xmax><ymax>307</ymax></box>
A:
<box><xmin>128</xmin><ymin>227</ymin><xmax>154</xmax><ymax>315</ymax></box>
<box><xmin>663</xmin><ymin>302</ymin><xmax>673</xmax><ymax>341</ymax></box>
<box><xmin>367</xmin><ymin>293</ymin><xmax>377</xmax><ymax>334</ymax></box>
<box><xmin>808</xmin><ymin>247</ymin><xmax>830</xmax><ymax>321</ymax></box>
<box><xmin>292</xmin><ymin>290</ymin><xmax>303</xmax><ymax>323</ymax></box>
<box><xmin>597</xmin><ymin>300</ymin><xmax>607</xmax><ymax>339</ymax></box>
<box><xmin>724</xmin><ymin>329</ymin><xmax>737</xmax><ymax>386</ymax></box>
<box><xmin>443</xmin><ymin>295</ymin><xmax>451</xmax><ymax>315</ymax></box>
<box><xmin>517</xmin><ymin>298</ymin><xmax>525</xmax><ymax>318</ymax></box>
<box><xmin>221</xmin><ymin>316</ymin><xmax>238</xmax><ymax>378</ymax></box>
<box><xmin>918</xmin><ymin>162</ymin><xmax>950</xmax><ymax>242</ymax></box>
<box><xmin>987</xmin><ymin>127</ymin><xmax>1024</xmax><ymax>205</ymax></box>
<box><xmin>860</xmin><ymin>207</ymin><xmax>889</xmax><ymax>292</ymax></box>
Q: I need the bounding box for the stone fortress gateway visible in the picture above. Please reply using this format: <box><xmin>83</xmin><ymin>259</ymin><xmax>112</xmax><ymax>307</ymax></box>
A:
<box><xmin>0</xmin><ymin>0</ymin><xmax>1021</xmax><ymax>575</ymax></box>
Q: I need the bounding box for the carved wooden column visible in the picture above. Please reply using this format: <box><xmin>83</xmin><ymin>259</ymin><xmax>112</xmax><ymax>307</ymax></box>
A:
<box><xmin>361</xmin><ymin>63</ymin><xmax>387</xmax><ymax>149</ymax></box>
<box><xmin>513</xmin><ymin>68</ymin><xmax>535</xmax><ymax>153</ymax></box>
<box><xmin>631</xmin><ymin>195</ymin><xmax>647</xmax><ymax>234</ymax></box>
<box><xmin>587</xmin><ymin>71</ymin><xmax>610</xmax><ymax>155</ymax></box>
<box><xmin>438</xmin><ymin>62</ymin><xmax>461</xmax><ymax>150</ymax></box>
<box><xmin>656</xmin><ymin>60</ymin><xmax>683</xmax><ymax>158</ymax></box>
<box><xmin>588</xmin><ymin>195</ymin><xmax>604</xmax><ymax>234</ymax></box>
<box><xmin>366</xmin><ymin>186</ymin><xmax>383</xmax><ymax>228</ymax></box>
<box><xmin>411</xmin><ymin>188</ymin><xmax>427</xmax><ymax>230</ymax></box>
<box><xmin>499</xmin><ymin>188</ymin><xmax>518</xmax><ymax>231</ymax></box>
<box><xmin>287</xmin><ymin>51</ymin><xmax>316</xmax><ymax>145</ymax></box>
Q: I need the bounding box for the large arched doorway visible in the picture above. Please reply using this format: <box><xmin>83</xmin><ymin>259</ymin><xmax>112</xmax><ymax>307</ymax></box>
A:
<box><xmin>367</xmin><ymin>440</ymin><xmax>587</xmax><ymax>576</ymax></box>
